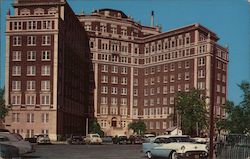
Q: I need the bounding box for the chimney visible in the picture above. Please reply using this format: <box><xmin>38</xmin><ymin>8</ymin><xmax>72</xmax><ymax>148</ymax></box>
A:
<box><xmin>151</xmin><ymin>11</ymin><xmax>154</xmax><ymax>27</ymax></box>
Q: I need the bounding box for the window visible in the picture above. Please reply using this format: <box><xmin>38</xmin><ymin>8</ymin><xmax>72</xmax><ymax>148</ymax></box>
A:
<box><xmin>101</xmin><ymin>97</ymin><xmax>108</xmax><ymax>104</ymax></box>
<box><xmin>12</xmin><ymin>81</ymin><xmax>21</xmax><ymax>91</ymax></box>
<box><xmin>198</xmin><ymin>82</ymin><xmax>205</xmax><ymax>90</ymax></box>
<box><xmin>170</xmin><ymin>97</ymin><xmax>175</xmax><ymax>104</ymax></box>
<box><xmin>111</xmin><ymin>66</ymin><xmax>118</xmax><ymax>73</ymax></box>
<box><xmin>133</xmin><ymin>99</ymin><xmax>138</xmax><ymax>107</ymax></box>
<box><xmin>27</xmin><ymin>51</ymin><xmax>36</xmax><ymax>61</ymax></box>
<box><xmin>42</xmin><ymin>21</ymin><xmax>51</xmax><ymax>29</ymax></box>
<box><xmin>144</xmin><ymin>100</ymin><xmax>148</xmax><ymax>106</ymax></box>
<box><xmin>198</xmin><ymin>57</ymin><xmax>205</xmax><ymax>66</ymax></box>
<box><xmin>12</xmin><ymin>51</ymin><xmax>21</xmax><ymax>61</ymax></box>
<box><xmin>163</xmin><ymin>76</ymin><xmax>168</xmax><ymax>83</ymax></box>
<box><xmin>217</xmin><ymin>85</ymin><xmax>221</xmax><ymax>92</ymax></box>
<box><xmin>41</xmin><ymin>81</ymin><xmax>50</xmax><ymax>91</ymax></box>
<box><xmin>133</xmin><ymin>108</ymin><xmax>138</xmax><ymax>116</ymax></box>
<box><xmin>156</xmin><ymin>122</ymin><xmax>160</xmax><ymax>130</ymax></box>
<box><xmin>185</xmin><ymin>72</ymin><xmax>190</xmax><ymax>80</ymax></box>
<box><xmin>151</xmin><ymin>77</ymin><xmax>155</xmax><ymax>85</ymax></box>
<box><xmin>163</xmin><ymin>98</ymin><xmax>168</xmax><ymax>105</ymax></box>
<box><xmin>121</xmin><ymin>88</ymin><xmax>127</xmax><ymax>95</ymax></box>
<box><xmin>134</xmin><ymin>68</ymin><xmax>138</xmax><ymax>75</ymax></box>
<box><xmin>11</xmin><ymin>94</ymin><xmax>21</xmax><ymax>105</ymax></box>
<box><xmin>42</xmin><ymin>35</ymin><xmax>51</xmax><ymax>45</ymax></box>
<box><xmin>111</xmin><ymin>98</ymin><xmax>117</xmax><ymax>105</ymax></box>
<box><xmin>164</xmin><ymin>64</ymin><xmax>168</xmax><ymax>72</ymax></box>
<box><xmin>133</xmin><ymin>79</ymin><xmax>138</xmax><ymax>86</ymax></box>
<box><xmin>170</xmin><ymin>75</ymin><xmax>175</xmax><ymax>82</ymax></box>
<box><xmin>41</xmin><ymin>130</ymin><xmax>49</xmax><ymax>135</ymax></box>
<box><xmin>27</xmin><ymin>66</ymin><xmax>36</xmax><ymax>76</ymax></box>
<box><xmin>144</xmin><ymin>79</ymin><xmax>148</xmax><ymax>86</ymax></box>
<box><xmin>121</xmin><ymin>77</ymin><xmax>127</xmax><ymax>85</ymax></box>
<box><xmin>121</xmin><ymin>67</ymin><xmax>127</xmax><ymax>74</ymax></box>
<box><xmin>185</xmin><ymin>84</ymin><xmax>190</xmax><ymax>92</ymax></box>
<box><xmin>27</xmin><ymin>81</ymin><xmax>36</xmax><ymax>91</ymax></box>
<box><xmin>150</xmin><ymin>88</ymin><xmax>155</xmax><ymax>95</ymax></box>
<box><xmin>101</xmin><ymin>86</ymin><xmax>108</xmax><ymax>94</ymax></box>
<box><xmin>163</xmin><ymin>86</ymin><xmax>168</xmax><ymax>94</ymax></box>
<box><xmin>27</xmin><ymin>113</ymin><xmax>34</xmax><ymax>123</ymax></box>
<box><xmin>101</xmin><ymin>65</ymin><xmax>108</xmax><ymax>72</ymax></box>
<box><xmin>185</xmin><ymin>61</ymin><xmax>190</xmax><ymax>68</ymax></box>
<box><xmin>111</xmin><ymin>87</ymin><xmax>118</xmax><ymax>94</ymax></box>
<box><xmin>134</xmin><ymin>89</ymin><xmax>138</xmax><ymax>96</ymax></box>
<box><xmin>120</xmin><ymin>107</ymin><xmax>127</xmax><ymax>116</ymax></box>
<box><xmin>40</xmin><ymin>94</ymin><xmax>50</xmax><ymax>105</ymax></box>
<box><xmin>27</xmin><ymin>36</ymin><xmax>36</xmax><ymax>46</ymax></box>
<box><xmin>198</xmin><ymin>69</ymin><xmax>205</xmax><ymax>78</ymax></box>
<box><xmin>41</xmin><ymin>113</ymin><xmax>49</xmax><ymax>123</ymax></box>
<box><xmin>144</xmin><ymin>89</ymin><xmax>148</xmax><ymax>96</ymax></box>
<box><xmin>170</xmin><ymin>86</ymin><xmax>175</xmax><ymax>93</ymax></box>
<box><xmin>41</xmin><ymin>65</ymin><xmax>50</xmax><ymax>76</ymax></box>
<box><xmin>121</xmin><ymin>98</ymin><xmax>127</xmax><ymax>106</ymax></box>
<box><xmin>110</xmin><ymin>107</ymin><xmax>118</xmax><ymax>115</ymax></box>
<box><xmin>100</xmin><ymin>106</ymin><xmax>108</xmax><ymax>115</ymax></box>
<box><xmin>28</xmin><ymin>21</ymin><xmax>37</xmax><ymax>30</ymax></box>
<box><xmin>42</xmin><ymin>51</ymin><xmax>51</xmax><ymax>61</ymax></box>
<box><xmin>12</xmin><ymin>113</ymin><xmax>20</xmax><ymax>122</ymax></box>
<box><xmin>13</xmin><ymin>36</ymin><xmax>22</xmax><ymax>46</ymax></box>
<box><xmin>101</xmin><ymin>76</ymin><xmax>108</xmax><ymax>83</ymax></box>
<box><xmin>145</xmin><ymin>68</ymin><xmax>149</xmax><ymax>75</ymax></box>
<box><xmin>170</xmin><ymin>63</ymin><xmax>175</xmax><ymax>71</ymax></box>
<box><xmin>12</xmin><ymin>66</ymin><xmax>21</xmax><ymax>76</ymax></box>
<box><xmin>111</xmin><ymin>76</ymin><xmax>118</xmax><ymax>84</ymax></box>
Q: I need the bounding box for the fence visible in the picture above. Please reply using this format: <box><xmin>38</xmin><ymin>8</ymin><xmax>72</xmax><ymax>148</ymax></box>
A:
<box><xmin>216</xmin><ymin>134</ymin><xmax>250</xmax><ymax>159</ymax></box>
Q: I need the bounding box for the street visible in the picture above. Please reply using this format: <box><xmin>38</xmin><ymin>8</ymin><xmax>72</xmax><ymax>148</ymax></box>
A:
<box><xmin>22</xmin><ymin>144</ymin><xmax>145</xmax><ymax>159</ymax></box>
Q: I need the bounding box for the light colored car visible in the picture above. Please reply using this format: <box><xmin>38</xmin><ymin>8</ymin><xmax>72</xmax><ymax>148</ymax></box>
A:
<box><xmin>0</xmin><ymin>133</ymin><xmax>34</xmax><ymax>155</ymax></box>
<box><xmin>36</xmin><ymin>134</ymin><xmax>51</xmax><ymax>144</ymax></box>
<box><xmin>142</xmin><ymin>135</ymin><xmax>208</xmax><ymax>159</ymax></box>
<box><xmin>84</xmin><ymin>134</ymin><xmax>102</xmax><ymax>144</ymax></box>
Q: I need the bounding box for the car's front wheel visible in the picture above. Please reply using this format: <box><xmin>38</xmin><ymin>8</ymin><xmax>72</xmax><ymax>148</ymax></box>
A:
<box><xmin>146</xmin><ymin>151</ymin><xmax>153</xmax><ymax>159</ymax></box>
<box><xmin>169</xmin><ymin>151</ymin><xmax>177</xmax><ymax>159</ymax></box>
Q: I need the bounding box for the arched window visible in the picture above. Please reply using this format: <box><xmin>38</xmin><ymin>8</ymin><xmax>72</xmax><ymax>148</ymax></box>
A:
<box><xmin>48</xmin><ymin>7</ymin><xmax>58</xmax><ymax>15</ymax></box>
<box><xmin>34</xmin><ymin>8</ymin><xmax>44</xmax><ymax>15</ymax></box>
<box><xmin>20</xmin><ymin>8</ymin><xmax>30</xmax><ymax>15</ymax></box>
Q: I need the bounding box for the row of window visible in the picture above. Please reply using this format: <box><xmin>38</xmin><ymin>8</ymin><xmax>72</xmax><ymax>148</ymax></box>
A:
<box><xmin>99</xmin><ymin>120</ymin><xmax>127</xmax><ymax>128</ymax></box>
<box><xmin>101</xmin><ymin>65</ymin><xmax>128</xmax><ymax>74</ymax></box>
<box><xmin>12</xmin><ymin>80</ymin><xmax>50</xmax><ymax>91</ymax></box>
<box><xmin>100</xmin><ymin>106</ymin><xmax>128</xmax><ymax>115</ymax></box>
<box><xmin>12</xmin><ymin>65</ymin><xmax>51</xmax><ymax>76</ymax></box>
<box><xmin>100</xmin><ymin>97</ymin><xmax>128</xmax><ymax>106</ymax></box>
<box><xmin>10</xmin><ymin>94</ymin><xmax>51</xmax><ymax>105</ymax></box>
<box><xmin>12</xmin><ymin>50</ymin><xmax>51</xmax><ymax>61</ymax></box>
<box><xmin>12</xmin><ymin>35</ymin><xmax>51</xmax><ymax>46</ymax></box>
<box><xmin>146</xmin><ymin>121</ymin><xmax>173</xmax><ymax>130</ymax></box>
<box><xmin>19</xmin><ymin>7</ymin><xmax>57</xmax><ymax>16</ymax></box>
<box><xmin>12</xmin><ymin>113</ymin><xmax>49</xmax><ymax>123</ymax></box>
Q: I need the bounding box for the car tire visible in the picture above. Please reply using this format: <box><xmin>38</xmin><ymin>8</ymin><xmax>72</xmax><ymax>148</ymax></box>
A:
<box><xmin>169</xmin><ymin>151</ymin><xmax>177</xmax><ymax>159</ymax></box>
<box><xmin>146</xmin><ymin>151</ymin><xmax>153</xmax><ymax>159</ymax></box>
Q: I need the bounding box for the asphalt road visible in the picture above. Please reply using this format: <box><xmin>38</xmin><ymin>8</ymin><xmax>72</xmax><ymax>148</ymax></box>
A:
<box><xmin>22</xmin><ymin>144</ymin><xmax>145</xmax><ymax>159</ymax></box>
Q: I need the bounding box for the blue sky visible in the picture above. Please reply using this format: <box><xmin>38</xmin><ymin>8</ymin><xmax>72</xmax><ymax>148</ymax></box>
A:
<box><xmin>1</xmin><ymin>0</ymin><xmax>250</xmax><ymax>104</ymax></box>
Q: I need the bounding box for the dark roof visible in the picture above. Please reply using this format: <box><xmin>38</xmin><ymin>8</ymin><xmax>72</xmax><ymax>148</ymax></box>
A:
<box><xmin>93</xmin><ymin>8</ymin><xmax>128</xmax><ymax>18</ymax></box>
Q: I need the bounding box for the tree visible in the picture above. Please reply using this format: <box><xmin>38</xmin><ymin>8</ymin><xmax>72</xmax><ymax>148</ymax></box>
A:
<box><xmin>176</xmin><ymin>88</ymin><xmax>208</xmax><ymax>136</ymax></box>
<box><xmin>89</xmin><ymin>118</ymin><xmax>104</xmax><ymax>137</ymax></box>
<box><xmin>223</xmin><ymin>81</ymin><xmax>250</xmax><ymax>134</ymax></box>
<box><xmin>0</xmin><ymin>88</ymin><xmax>8</xmax><ymax>119</ymax></box>
<box><xmin>128</xmin><ymin>119</ymin><xmax>146</xmax><ymax>135</ymax></box>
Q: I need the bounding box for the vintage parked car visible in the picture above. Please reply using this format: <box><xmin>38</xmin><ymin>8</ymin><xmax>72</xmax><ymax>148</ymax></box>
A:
<box><xmin>67</xmin><ymin>135</ymin><xmax>85</xmax><ymax>145</ymax></box>
<box><xmin>112</xmin><ymin>135</ymin><xmax>129</xmax><ymax>144</ymax></box>
<box><xmin>0</xmin><ymin>143</ymin><xmax>20</xmax><ymax>158</ymax></box>
<box><xmin>142</xmin><ymin>135</ymin><xmax>208</xmax><ymax>159</ymax></box>
<box><xmin>102</xmin><ymin>136</ymin><xmax>113</xmax><ymax>144</ymax></box>
<box><xmin>128</xmin><ymin>135</ymin><xmax>143</xmax><ymax>144</ymax></box>
<box><xmin>36</xmin><ymin>134</ymin><xmax>51</xmax><ymax>144</ymax></box>
<box><xmin>0</xmin><ymin>132</ymin><xmax>34</xmax><ymax>155</ymax></box>
<box><xmin>84</xmin><ymin>134</ymin><xmax>102</xmax><ymax>144</ymax></box>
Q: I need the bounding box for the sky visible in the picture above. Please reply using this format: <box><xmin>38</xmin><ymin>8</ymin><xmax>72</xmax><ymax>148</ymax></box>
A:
<box><xmin>0</xmin><ymin>0</ymin><xmax>250</xmax><ymax>105</ymax></box>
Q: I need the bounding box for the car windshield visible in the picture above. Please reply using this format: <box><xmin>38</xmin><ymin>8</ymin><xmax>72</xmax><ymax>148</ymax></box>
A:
<box><xmin>92</xmin><ymin>135</ymin><xmax>99</xmax><ymax>137</ymax></box>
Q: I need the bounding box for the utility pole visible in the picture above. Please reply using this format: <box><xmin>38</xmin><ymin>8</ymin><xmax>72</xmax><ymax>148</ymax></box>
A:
<box><xmin>209</xmin><ymin>44</ymin><xmax>216</xmax><ymax>159</ymax></box>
